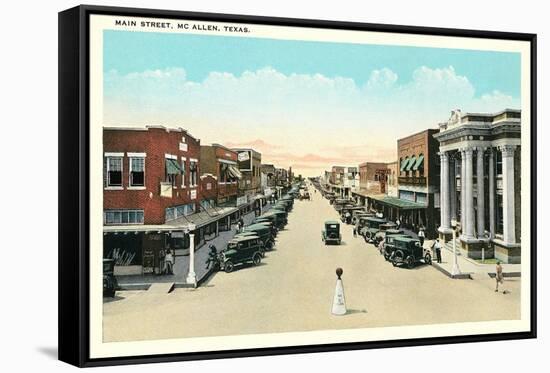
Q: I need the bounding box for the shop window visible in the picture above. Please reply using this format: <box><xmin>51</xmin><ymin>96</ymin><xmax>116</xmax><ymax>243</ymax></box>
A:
<box><xmin>106</xmin><ymin>156</ymin><xmax>123</xmax><ymax>187</ymax></box>
<box><xmin>129</xmin><ymin>157</ymin><xmax>145</xmax><ymax>187</ymax></box>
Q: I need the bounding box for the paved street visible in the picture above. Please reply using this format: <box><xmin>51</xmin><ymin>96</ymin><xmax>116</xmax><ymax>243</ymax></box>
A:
<box><xmin>103</xmin><ymin>185</ymin><xmax>520</xmax><ymax>342</ymax></box>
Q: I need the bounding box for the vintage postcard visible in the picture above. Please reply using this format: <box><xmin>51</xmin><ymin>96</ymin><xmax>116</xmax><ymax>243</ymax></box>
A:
<box><xmin>86</xmin><ymin>12</ymin><xmax>532</xmax><ymax>359</ymax></box>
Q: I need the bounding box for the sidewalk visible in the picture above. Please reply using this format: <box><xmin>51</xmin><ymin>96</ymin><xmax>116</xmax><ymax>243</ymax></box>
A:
<box><xmin>425</xmin><ymin>239</ymin><xmax>521</xmax><ymax>279</ymax></box>
<box><xmin>118</xmin><ymin>202</ymin><xmax>275</xmax><ymax>288</ymax></box>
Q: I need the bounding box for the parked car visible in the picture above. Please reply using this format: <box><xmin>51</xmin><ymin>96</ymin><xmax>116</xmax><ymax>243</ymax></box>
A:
<box><xmin>359</xmin><ymin>217</ymin><xmax>387</xmax><ymax>242</ymax></box>
<box><xmin>241</xmin><ymin>224</ymin><xmax>275</xmax><ymax>251</ymax></box>
<box><xmin>381</xmin><ymin>232</ymin><xmax>411</xmax><ymax>260</ymax></box>
<box><xmin>373</xmin><ymin>223</ymin><xmax>400</xmax><ymax>246</ymax></box>
<box><xmin>322</xmin><ymin>220</ymin><xmax>342</xmax><ymax>245</ymax></box>
<box><xmin>103</xmin><ymin>258</ymin><xmax>118</xmax><ymax>298</ymax></box>
<box><xmin>219</xmin><ymin>236</ymin><xmax>264</xmax><ymax>273</ymax></box>
<box><xmin>340</xmin><ymin>206</ymin><xmax>365</xmax><ymax>224</ymax></box>
<box><xmin>389</xmin><ymin>236</ymin><xmax>432</xmax><ymax>268</ymax></box>
<box><xmin>251</xmin><ymin>219</ymin><xmax>278</xmax><ymax>236</ymax></box>
<box><xmin>352</xmin><ymin>211</ymin><xmax>375</xmax><ymax>225</ymax></box>
<box><xmin>261</xmin><ymin>210</ymin><xmax>288</xmax><ymax>228</ymax></box>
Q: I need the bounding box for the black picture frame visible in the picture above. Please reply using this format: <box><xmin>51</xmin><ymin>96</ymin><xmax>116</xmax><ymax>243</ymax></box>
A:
<box><xmin>58</xmin><ymin>4</ymin><xmax>537</xmax><ymax>368</ymax></box>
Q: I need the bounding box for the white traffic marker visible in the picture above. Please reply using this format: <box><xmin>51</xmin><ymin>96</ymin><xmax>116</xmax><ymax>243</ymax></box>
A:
<box><xmin>331</xmin><ymin>268</ymin><xmax>347</xmax><ymax>316</ymax></box>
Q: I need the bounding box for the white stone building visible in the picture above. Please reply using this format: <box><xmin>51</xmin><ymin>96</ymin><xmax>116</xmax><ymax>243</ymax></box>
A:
<box><xmin>434</xmin><ymin>109</ymin><xmax>521</xmax><ymax>263</ymax></box>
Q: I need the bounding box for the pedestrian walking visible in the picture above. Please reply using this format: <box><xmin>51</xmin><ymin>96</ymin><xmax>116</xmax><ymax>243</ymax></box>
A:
<box><xmin>432</xmin><ymin>239</ymin><xmax>442</xmax><ymax>263</ymax></box>
<box><xmin>395</xmin><ymin>218</ymin><xmax>401</xmax><ymax>229</ymax></box>
<box><xmin>418</xmin><ymin>228</ymin><xmax>425</xmax><ymax>247</ymax></box>
<box><xmin>205</xmin><ymin>244</ymin><xmax>218</xmax><ymax>270</ymax></box>
<box><xmin>353</xmin><ymin>226</ymin><xmax>357</xmax><ymax>237</ymax></box>
<box><xmin>495</xmin><ymin>261</ymin><xmax>505</xmax><ymax>293</ymax></box>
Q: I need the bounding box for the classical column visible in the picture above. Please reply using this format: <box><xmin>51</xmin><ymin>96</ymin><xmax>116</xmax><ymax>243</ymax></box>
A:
<box><xmin>449</xmin><ymin>155</ymin><xmax>457</xmax><ymax>221</ymax></box>
<box><xmin>439</xmin><ymin>151</ymin><xmax>451</xmax><ymax>231</ymax></box>
<box><xmin>463</xmin><ymin>148</ymin><xmax>475</xmax><ymax>239</ymax></box>
<box><xmin>476</xmin><ymin>148</ymin><xmax>485</xmax><ymax>238</ymax></box>
<box><xmin>501</xmin><ymin>145</ymin><xmax>517</xmax><ymax>244</ymax></box>
<box><xmin>488</xmin><ymin>149</ymin><xmax>496</xmax><ymax>238</ymax></box>
<box><xmin>460</xmin><ymin>151</ymin><xmax>466</xmax><ymax>230</ymax></box>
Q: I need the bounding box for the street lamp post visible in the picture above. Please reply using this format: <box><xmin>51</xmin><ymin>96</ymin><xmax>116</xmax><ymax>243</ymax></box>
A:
<box><xmin>186</xmin><ymin>224</ymin><xmax>197</xmax><ymax>288</ymax></box>
<box><xmin>450</xmin><ymin>219</ymin><xmax>461</xmax><ymax>277</ymax></box>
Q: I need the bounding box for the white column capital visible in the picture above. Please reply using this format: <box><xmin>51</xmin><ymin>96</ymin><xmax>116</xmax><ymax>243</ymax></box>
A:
<box><xmin>500</xmin><ymin>144</ymin><xmax>517</xmax><ymax>158</ymax></box>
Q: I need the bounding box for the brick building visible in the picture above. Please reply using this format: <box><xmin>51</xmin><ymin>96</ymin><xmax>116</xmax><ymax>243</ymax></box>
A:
<box><xmin>200</xmin><ymin>144</ymin><xmax>241</xmax><ymax>207</ymax></box>
<box><xmin>353</xmin><ymin>162</ymin><xmax>396</xmax><ymax>207</ymax></box>
<box><xmin>232</xmin><ymin>148</ymin><xmax>262</xmax><ymax>201</ymax></box>
<box><xmin>103</xmin><ymin>125</ymin><xmax>201</xmax><ymax>225</ymax></box>
<box><xmin>370</xmin><ymin>129</ymin><xmax>441</xmax><ymax>237</ymax></box>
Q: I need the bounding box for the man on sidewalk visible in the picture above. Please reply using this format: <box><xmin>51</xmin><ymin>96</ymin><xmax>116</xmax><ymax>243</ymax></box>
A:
<box><xmin>432</xmin><ymin>239</ymin><xmax>442</xmax><ymax>263</ymax></box>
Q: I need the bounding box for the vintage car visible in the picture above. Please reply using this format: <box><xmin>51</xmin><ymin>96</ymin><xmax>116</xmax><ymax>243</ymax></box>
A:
<box><xmin>219</xmin><ymin>236</ymin><xmax>264</xmax><ymax>273</ymax></box>
<box><xmin>103</xmin><ymin>258</ymin><xmax>118</xmax><ymax>298</ymax></box>
<box><xmin>359</xmin><ymin>217</ymin><xmax>387</xmax><ymax>242</ymax></box>
<box><xmin>340</xmin><ymin>206</ymin><xmax>365</xmax><ymax>224</ymax></box>
<box><xmin>262</xmin><ymin>210</ymin><xmax>288</xmax><ymax>228</ymax></box>
<box><xmin>373</xmin><ymin>223</ymin><xmax>400</xmax><ymax>246</ymax></box>
<box><xmin>352</xmin><ymin>211</ymin><xmax>375</xmax><ymax>225</ymax></box>
<box><xmin>389</xmin><ymin>236</ymin><xmax>432</xmax><ymax>268</ymax></box>
<box><xmin>381</xmin><ymin>232</ymin><xmax>411</xmax><ymax>260</ymax></box>
<box><xmin>272</xmin><ymin>201</ymin><xmax>291</xmax><ymax>212</ymax></box>
<box><xmin>322</xmin><ymin>220</ymin><xmax>342</xmax><ymax>245</ymax></box>
<box><xmin>251</xmin><ymin>219</ymin><xmax>278</xmax><ymax>236</ymax></box>
<box><xmin>241</xmin><ymin>224</ymin><xmax>275</xmax><ymax>251</ymax></box>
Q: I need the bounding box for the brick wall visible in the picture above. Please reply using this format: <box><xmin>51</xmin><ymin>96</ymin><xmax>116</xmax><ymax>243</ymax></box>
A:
<box><xmin>103</xmin><ymin>127</ymin><xmax>201</xmax><ymax>225</ymax></box>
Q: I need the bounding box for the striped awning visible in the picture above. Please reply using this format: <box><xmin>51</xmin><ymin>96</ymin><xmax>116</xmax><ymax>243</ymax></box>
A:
<box><xmin>405</xmin><ymin>156</ymin><xmax>417</xmax><ymax>171</ymax></box>
<box><xmin>412</xmin><ymin>154</ymin><xmax>425</xmax><ymax>170</ymax></box>
<box><xmin>400</xmin><ymin>158</ymin><xmax>409</xmax><ymax>171</ymax></box>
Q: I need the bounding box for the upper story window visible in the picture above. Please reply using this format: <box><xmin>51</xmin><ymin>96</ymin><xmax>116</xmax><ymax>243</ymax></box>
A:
<box><xmin>129</xmin><ymin>157</ymin><xmax>145</xmax><ymax>187</ymax></box>
<box><xmin>106</xmin><ymin>156</ymin><xmax>123</xmax><ymax>187</ymax></box>
<box><xmin>165</xmin><ymin>157</ymin><xmax>182</xmax><ymax>188</ymax></box>
<box><xmin>181</xmin><ymin>159</ymin><xmax>187</xmax><ymax>187</ymax></box>
<box><xmin>104</xmin><ymin>209</ymin><xmax>144</xmax><ymax>225</ymax></box>
<box><xmin>189</xmin><ymin>160</ymin><xmax>198</xmax><ymax>186</ymax></box>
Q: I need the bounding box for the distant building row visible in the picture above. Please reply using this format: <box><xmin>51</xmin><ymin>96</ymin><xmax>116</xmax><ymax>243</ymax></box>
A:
<box><xmin>320</xmin><ymin>108</ymin><xmax>522</xmax><ymax>263</ymax></box>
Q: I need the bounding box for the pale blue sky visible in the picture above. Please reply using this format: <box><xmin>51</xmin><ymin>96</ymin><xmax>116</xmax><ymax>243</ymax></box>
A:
<box><xmin>104</xmin><ymin>31</ymin><xmax>520</xmax><ymax>96</ymax></box>
<box><xmin>103</xmin><ymin>30</ymin><xmax>521</xmax><ymax>176</ymax></box>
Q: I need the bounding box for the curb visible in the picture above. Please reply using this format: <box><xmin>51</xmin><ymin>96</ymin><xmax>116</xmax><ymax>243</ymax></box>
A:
<box><xmin>488</xmin><ymin>272</ymin><xmax>521</xmax><ymax>278</ymax></box>
<box><xmin>432</xmin><ymin>262</ymin><xmax>473</xmax><ymax>279</ymax></box>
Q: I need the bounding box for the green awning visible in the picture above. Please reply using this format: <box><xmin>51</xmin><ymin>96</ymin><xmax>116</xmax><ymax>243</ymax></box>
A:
<box><xmin>166</xmin><ymin>159</ymin><xmax>183</xmax><ymax>175</ymax></box>
<box><xmin>405</xmin><ymin>156</ymin><xmax>416</xmax><ymax>171</ymax></box>
<box><xmin>400</xmin><ymin>158</ymin><xmax>409</xmax><ymax>171</ymax></box>
<box><xmin>412</xmin><ymin>154</ymin><xmax>425</xmax><ymax>171</ymax></box>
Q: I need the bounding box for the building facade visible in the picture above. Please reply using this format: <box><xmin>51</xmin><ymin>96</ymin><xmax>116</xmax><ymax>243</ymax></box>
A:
<box><xmin>103</xmin><ymin>126</ymin><xmax>202</xmax><ymax>275</ymax></box>
<box><xmin>233</xmin><ymin>148</ymin><xmax>262</xmax><ymax>200</ymax></box>
<box><xmin>199</xmin><ymin>144</ymin><xmax>240</xmax><ymax>207</ymax></box>
<box><xmin>434</xmin><ymin>109</ymin><xmax>521</xmax><ymax>263</ymax></box>
<box><xmin>368</xmin><ymin>129</ymin><xmax>440</xmax><ymax>238</ymax></box>
<box><xmin>353</xmin><ymin>162</ymin><xmax>397</xmax><ymax>208</ymax></box>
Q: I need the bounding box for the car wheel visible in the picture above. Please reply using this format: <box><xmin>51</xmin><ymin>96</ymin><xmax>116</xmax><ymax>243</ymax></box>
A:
<box><xmin>224</xmin><ymin>261</ymin><xmax>234</xmax><ymax>273</ymax></box>
<box><xmin>406</xmin><ymin>256</ymin><xmax>415</xmax><ymax>269</ymax></box>
<box><xmin>424</xmin><ymin>253</ymin><xmax>432</xmax><ymax>265</ymax></box>
<box><xmin>266</xmin><ymin>240</ymin><xmax>274</xmax><ymax>250</ymax></box>
<box><xmin>363</xmin><ymin>235</ymin><xmax>368</xmax><ymax>243</ymax></box>
<box><xmin>253</xmin><ymin>253</ymin><xmax>262</xmax><ymax>266</ymax></box>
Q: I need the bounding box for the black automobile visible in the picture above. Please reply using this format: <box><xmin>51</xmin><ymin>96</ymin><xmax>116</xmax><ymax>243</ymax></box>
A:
<box><xmin>322</xmin><ymin>220</ymin><xmax>341</xmax><ymax>245</ymax></box>
<box><xmin>103</xmin><ymin>258</ymin><xmax>118</xmax><ymax>298</ymax></box>
<box><xmin>381</xmin><ymin>233</ymin><xmax>412</xmax><ymax>260</ymax></box>
<box><xmin>389</xmin><ymin>236</ymin><xmax>432</xmax><ymax>268</ymax></box>
<box><xmin>262</xmin><ymin>210</ymin><xmax>287</xmax><ymax>229</ymax></box>
<box><xmin>241</xmin><ymin>224</ymin><xmax>275</xmax><ymax>251</ymax></box>
<box><xmin>359</xmin><ymin>217</ymin><xmax>387</xmax><ymax>242</ymax></box>
<box><xmin>219</xmin><ymin>236</ymin><xmax>264</xmax><ymax>273</ymax></box>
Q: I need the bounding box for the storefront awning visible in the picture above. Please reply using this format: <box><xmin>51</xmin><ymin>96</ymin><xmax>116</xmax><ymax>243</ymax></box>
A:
<box><xmin>400</xmin><ymin>158</ymin><xmax>409</xmax><ymax>171</ymax></box>
<box><xmin>405</xmin><ymin>156</ymin><xmax>417</xmax><ymax>171</ymax></box>
<box><xmin>166</xmin><ymin>158</ymin><xmax>183</xmax><ymax>175</ymax></box>
<box><xmin>412</xmin><ymin>154</ymin><xmax>424</xmax><ymax>171</ymax></box>
<box><xmin>227</xmin><ymin>165</ymin><xmax>242</xmax><ymax>179</ymax></box>
<box><xmin>370</xmin><ymin>195</ymin><xmax>427</xmax><ymax>210</ymax></box>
